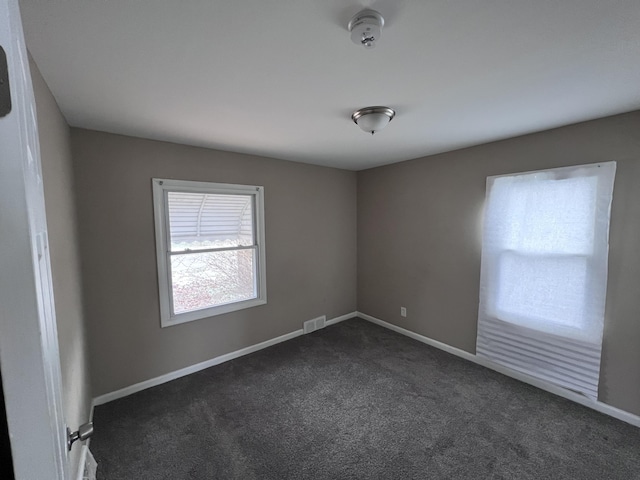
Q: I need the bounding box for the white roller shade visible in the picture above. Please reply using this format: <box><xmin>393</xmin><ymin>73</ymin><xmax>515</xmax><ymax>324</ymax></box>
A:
<box><xmin>477</xmin><ymin>162</ymin><xmax>616</xmax><ymax>399</ymax></box>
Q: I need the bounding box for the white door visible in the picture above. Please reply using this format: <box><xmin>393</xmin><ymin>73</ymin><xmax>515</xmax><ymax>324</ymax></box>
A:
<box><xmin>0</xmin><ymin>0</ymin><xmax>69</xmax><ymax>478</ymax></box>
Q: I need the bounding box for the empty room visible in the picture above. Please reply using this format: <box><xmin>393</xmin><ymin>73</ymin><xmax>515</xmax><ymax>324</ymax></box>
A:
<box><xmin>1</xmin><ymin>0</ymin><xmax>640</xmax><ymax>479</ymax></box>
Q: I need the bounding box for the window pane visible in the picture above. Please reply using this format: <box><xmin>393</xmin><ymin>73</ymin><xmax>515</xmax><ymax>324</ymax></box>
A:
<box><xmin>491</xmin><ymin>175</ymin><xmax>597</xmax><ymax>255</ymax></box>
<box><xmin>494</xmin><ymin>252</ymin><xmax>588</xmax><ymax>331</ymax></box>
<box><xmin>170</xmin><ymin>249</ymin><xmax>256</xmax><ymax>315</ymax></box>
<box><xmin>167</xmin><ymin>192</ymin><xmax>254</xmax><ymax>252</ymax></box>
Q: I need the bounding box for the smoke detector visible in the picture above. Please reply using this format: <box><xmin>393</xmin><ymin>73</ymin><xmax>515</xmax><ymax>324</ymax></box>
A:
<box><xmin>348</xmin><ymin>9</ymin><xmax>385</xmax><ymax>49</ymax></box>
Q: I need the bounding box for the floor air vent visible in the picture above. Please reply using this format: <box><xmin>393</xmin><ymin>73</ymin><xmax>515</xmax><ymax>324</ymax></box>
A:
<box><xmin>303</xmin><ymin>315</ymin><xmax>326</xmax><ymax>334</ymax></box>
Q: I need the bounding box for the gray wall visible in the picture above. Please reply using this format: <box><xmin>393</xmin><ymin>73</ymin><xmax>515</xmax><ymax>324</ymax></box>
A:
<box><xmin>31</xmin><ymin>57</ymin><xmax>92</xmax><ymax>479</ymax></box>
<box><xmin>357</xmin><ymin>110</ymin><xmax>640</xmax><ymax>416</ymax></box>
<box><xmin>30</xmin><ymin>59</ymin><xmax>640</xmax><ymax>423</ymax></box>
<box><xmin>71</xmin><ymin>129</ymin><xmax>357</xmax><ymax>397</ymax></box>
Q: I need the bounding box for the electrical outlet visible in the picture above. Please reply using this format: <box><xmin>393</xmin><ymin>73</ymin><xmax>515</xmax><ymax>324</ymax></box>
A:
<box><xmin>400</xmin><ymin>307</ymin><xmax>407</xmax><ymax>317</ymax></box>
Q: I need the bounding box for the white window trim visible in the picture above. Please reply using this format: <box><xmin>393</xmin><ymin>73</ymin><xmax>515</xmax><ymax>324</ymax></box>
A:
<box><xmin>152</xmin><ymin>178</ymin><xmax>267</xmax><ymax>327</ymax></box>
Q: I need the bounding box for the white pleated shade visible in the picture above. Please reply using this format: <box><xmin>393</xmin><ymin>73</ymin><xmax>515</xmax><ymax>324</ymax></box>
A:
<box><xmin>476</xmin><ymin>162</ymin><xmax>616</xmax><ymax>399</ymax></box>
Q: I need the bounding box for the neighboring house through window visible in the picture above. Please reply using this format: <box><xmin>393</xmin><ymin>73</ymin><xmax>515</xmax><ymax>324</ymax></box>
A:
<box><xmin>152</xmin><ymin>178</ymin><xmax>266</xmax><ymax>327</ymax></box>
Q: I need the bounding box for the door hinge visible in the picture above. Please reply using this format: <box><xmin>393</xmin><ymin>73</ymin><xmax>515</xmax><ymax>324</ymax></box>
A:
<box><xmin>0</xmin><ymin>46</ymin><xmax>11</xmax><ymax>118</ymax></box>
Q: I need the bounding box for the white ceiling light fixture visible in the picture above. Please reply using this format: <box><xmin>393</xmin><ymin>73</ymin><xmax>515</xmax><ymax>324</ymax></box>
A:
<box><xmin>348</xmin><ymin>9</ymin><xmax>385</xmax><ymax>49</ymax></box>
<box><xmin>352</xmin><ymin>106</ymin><xmax>396</xmax><ymax>135</ymax></box>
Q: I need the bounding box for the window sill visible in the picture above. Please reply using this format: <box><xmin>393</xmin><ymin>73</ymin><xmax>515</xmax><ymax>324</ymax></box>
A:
<box><xmin>160</xmin><ymin>297</ymin><xmax>267</xmax><ymax>328</ymax></box>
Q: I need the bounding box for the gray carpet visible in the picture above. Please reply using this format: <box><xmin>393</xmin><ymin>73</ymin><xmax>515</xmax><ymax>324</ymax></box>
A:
<box><xmin>91</xmin><ymin>318</ymin><xmax>640</xmax><ymax>479</ymax></box>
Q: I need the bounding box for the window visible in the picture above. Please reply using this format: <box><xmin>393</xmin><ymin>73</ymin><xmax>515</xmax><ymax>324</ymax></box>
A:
<box><xmin>152</xmin><ymin>179</ymin><xmax>266</xmax><ymax>327</ymax></box>
<box><xmin>476</xmin><ymin>162</ymin><xmax>616</xmax><ymax>399</ymax></box>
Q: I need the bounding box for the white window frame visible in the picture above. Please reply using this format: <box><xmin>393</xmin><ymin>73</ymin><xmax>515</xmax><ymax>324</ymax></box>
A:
<box><xmin>152</xmin><ymin>178</ymin><xmax>267</xmax><ymax>327</ymax></box>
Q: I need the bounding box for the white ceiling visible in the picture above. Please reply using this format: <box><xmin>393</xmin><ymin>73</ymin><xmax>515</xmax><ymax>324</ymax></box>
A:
<box><xmin>19</xmin><ymin>0</ymin><xmax>640</xmax><ymax>170</ymax></box>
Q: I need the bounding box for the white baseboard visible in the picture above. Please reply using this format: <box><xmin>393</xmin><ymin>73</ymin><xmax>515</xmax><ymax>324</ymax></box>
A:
<box><xmin>356</xmin><ymin>311</ymin><xmax>640</xmax><ymax>428</ymax></box>
<box><xmin>357</xmin><ymin>312</ymin><xmax>478</xmax><ymax>363</ymax></box>
<box><xmin>93</xmin><ymin>312</ymin><xmax>357</xmax><ymax>406</ymax></box>
<box><xmin>326</xmin><ymin>311</ymin><xmax>357</xmax><ymax>326</ymax></box>
<box><xmin>93</xmin><ymin>330</ymin><xmax>302</xmax><ymax>406</ymax></box>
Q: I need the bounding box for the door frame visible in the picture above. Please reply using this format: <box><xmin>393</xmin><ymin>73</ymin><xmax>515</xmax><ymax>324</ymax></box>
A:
<box><xmin>0</xmin><ymin>0</ymin><xmax>69</xmax><ymax>478</ymax></box>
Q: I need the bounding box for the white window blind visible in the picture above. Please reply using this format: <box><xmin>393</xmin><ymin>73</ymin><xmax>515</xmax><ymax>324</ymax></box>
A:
<box><xmin>476</xmin><ymin>162</ymin><xmax>616</xmax><ymax>399</ymax></box>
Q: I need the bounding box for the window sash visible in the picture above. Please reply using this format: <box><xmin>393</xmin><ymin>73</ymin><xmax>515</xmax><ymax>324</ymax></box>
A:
<box><xmin>487</xmin><ymin>250</ymin><xmax>602</xmax><ymax>342</ymax></box>
<box><xmin>166</xmin><ymin>244</ymin><xmax>260</xmax><ymax>316</ymax></box>
<box><xmin>164</xmin><ymin>188</ymin><xmax>258</xmax><ymax>252</ymax></box>
<box><xmin>167</xmin><ymin>248</ymin><xmax>259</xmax><ymax>317</ymax></box>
